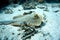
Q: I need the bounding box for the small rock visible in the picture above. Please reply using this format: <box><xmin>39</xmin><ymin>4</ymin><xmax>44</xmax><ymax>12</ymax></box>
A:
<box><xmin>3</xmin><ymin>36</ymin><xmax>8</xmax><ymax>40</ymax></box>
<box><xmin>18</xmin><ymin>33</ymin><xmax>20</xmax><ymax>35</ymax></box>
<box><xmin>12</xmin><ymin>33</ymin><xmax>15</xmax><ymax>35</ymax></box>
<box><xmin>44</xmin><ymin>9</ymin><xmax>49</xmax><ymax>12</ymax></box>
<box><xmin>18</xmin><ymin>9</ymin><xmax>21</xmax><ymax>11</ymax></box>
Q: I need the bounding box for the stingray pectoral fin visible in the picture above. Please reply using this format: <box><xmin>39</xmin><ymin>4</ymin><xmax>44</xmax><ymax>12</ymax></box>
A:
<box><xmin>10</xmin><ymin>22</ymin><xmax>21</xmax><ymax>26</ymax></box>
<box><xmin>13</xmin><ymin>15</ymin><xmax>24</xmax><ymax>19</ymax></box>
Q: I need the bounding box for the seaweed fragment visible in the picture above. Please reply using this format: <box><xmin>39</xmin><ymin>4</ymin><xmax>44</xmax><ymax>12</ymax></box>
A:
<box><xmin>22</xmin><ymin>26</ymin><xmax>37</xmax><ymax>40</ymax></box>
<box><xmin>54</xmin><ymin>10</ymin><xmax>59</xmax><ymax>13</ymax></box>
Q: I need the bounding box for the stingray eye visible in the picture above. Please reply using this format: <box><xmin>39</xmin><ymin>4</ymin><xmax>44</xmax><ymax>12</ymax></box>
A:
<box><xmin>33</xmin><ymin>14</ymin><xmax>39</xmax><ymax>19</ymax></box>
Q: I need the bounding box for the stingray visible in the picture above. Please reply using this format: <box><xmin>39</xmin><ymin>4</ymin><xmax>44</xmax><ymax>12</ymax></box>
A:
<box><xmin>0</xmin><ymin>12</ymin><xmax>43</xmax><ymax>28</ymax></box>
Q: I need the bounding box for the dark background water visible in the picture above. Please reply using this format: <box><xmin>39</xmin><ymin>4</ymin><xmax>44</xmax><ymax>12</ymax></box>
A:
<box><xmin>0</xmin><ymin>0</ymin><xmax>60</xmax><ymax>9</ymax></box>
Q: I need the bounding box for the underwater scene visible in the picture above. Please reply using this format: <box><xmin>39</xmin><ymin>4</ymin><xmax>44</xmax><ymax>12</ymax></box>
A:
<box><xmin>0</xmin><ymin>0</ymin><xmax>60</xmax><ymax>40</ymax></box>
